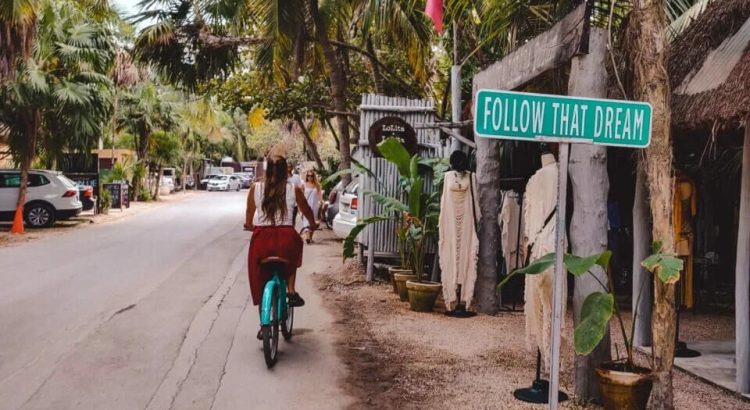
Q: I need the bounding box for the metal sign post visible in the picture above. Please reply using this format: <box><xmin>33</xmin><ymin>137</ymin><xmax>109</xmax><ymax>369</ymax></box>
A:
<box><xmin>549</xmin><ymin>142</ymin><xmax>570</xmax><ymax>408</ymax></box>
<box><xmin>473</xmin><ymin>90</ymin><xmax>653</xmax><ymax>409</ymax></box>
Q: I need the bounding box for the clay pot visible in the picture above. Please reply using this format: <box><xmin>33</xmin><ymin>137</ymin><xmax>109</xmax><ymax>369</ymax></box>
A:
<box><xmin>406</xmin><ymin>280</ymin><xmax>442</xmax><ymax>312</ymax></box>
<box><xmin>393</xmin><ymin>273</ymin><xmax>416</xmax><ymax>301</ymax></box>
<box><xmin>388</xmin><ymin>267</ymin><xmax>412</xmax><ymax>294</ymax></box>
<box><xmin>596</xmin><ymin>362</ymin><xmax>653</xmax><ymax>410</ymax></box>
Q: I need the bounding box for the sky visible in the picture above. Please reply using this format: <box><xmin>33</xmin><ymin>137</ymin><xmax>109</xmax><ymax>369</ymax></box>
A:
<box><xmin>112</xmin><ymin>0</ymin><xmax>139</xmax><ymax>16</ymax></box>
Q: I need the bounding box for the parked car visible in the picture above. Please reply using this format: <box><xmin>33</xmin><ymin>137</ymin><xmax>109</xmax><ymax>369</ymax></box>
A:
<box><xmin>159</xmin><ymin>176</ymin><xmax>175</xmax><ymax>196</ymax></box>
<box><xmin>77</xmin><ymin>184</ymin><xmax>95</xmax><ymax>211</ymax></box>
<box><xmin>332</xmin><ymin>178</ymin><xmax>359</xmax><ymax>238</ymax></box>
<box><xmin>232</xmin><ymin>173</ymin><xmax>252</xmax><ymax>189</ymax></box>
<box><xmin>207</xmin><ymin>175</ymin><xmax>241</xmax><ymax>191</ymax></box>
<box><xmin>0</xmin><ymin>169</ymin><xmax>82</xmax><ymax>228</ymax></box>
<box><xmin>200</xmin><ymin>174</ymin><xmax>220</xmax><ymax>190</ymax></box>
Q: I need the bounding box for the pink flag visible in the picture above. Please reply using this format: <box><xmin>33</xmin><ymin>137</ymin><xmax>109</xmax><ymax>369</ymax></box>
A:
<box><xmin>425</xmin><ymin>0</ymin><xmax>443</xmax><ymax>34</ymax></box>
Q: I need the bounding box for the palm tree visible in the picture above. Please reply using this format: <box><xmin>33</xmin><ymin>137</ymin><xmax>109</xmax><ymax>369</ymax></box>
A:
<box><xmin>0</xmin><ymin>0</ymin><xmax>36</xmax><ymax>82</ymax></box>
<box><xmin>0</xmin><ymin>0</ymin><xmax>115</xmax><ymax>233</ymax></box>
<box><xmin>118</xmin><ymin>83</ymin><xmax>178</xmax><ymax>200</ymax></box>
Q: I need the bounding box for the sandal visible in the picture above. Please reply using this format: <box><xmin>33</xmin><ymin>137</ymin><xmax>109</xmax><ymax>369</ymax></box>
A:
<box><xmin>287</xmin><ymin>292</ymin><xmax>305</xmax><ymax>307</ymax></box>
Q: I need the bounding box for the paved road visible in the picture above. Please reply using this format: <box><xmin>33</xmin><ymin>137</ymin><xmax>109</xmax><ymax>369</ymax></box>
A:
<box><xmin>0</xmin><ymin>192</ymin><xmax>352</xmax><ymax>410</ymax></box>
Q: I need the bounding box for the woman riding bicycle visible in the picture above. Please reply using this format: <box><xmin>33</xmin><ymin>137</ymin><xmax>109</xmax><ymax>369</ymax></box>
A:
<box><xmin>245</xmin><ymin>148</ymin><xmax>318</xmax><ymax>337</ymax></box>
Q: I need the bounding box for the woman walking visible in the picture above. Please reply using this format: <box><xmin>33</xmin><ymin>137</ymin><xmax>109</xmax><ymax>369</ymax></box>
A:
<box><xmin>302</xmin><ymin>170</ymin><xmax>323</xmax><ymax>243</ymax></box>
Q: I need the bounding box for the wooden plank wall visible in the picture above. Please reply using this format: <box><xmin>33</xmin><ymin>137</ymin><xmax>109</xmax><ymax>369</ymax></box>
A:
<box><xmin>357</xmin><ymin>94</ymin><xmax>441</xmax><ymax>279</ymax></box>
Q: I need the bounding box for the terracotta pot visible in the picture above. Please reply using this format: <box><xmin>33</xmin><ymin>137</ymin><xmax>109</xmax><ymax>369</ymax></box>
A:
<box><xmin>596</xmin><ymin>363</ymin><xmax>653</xmax><ymax>410</ymax></box>
<box><xmin>406</xmin><ymin>280</ymin><xmax>442</xmax><ymax>312</ymax></box>
<box><xmin>393</xmin><ymin>273</ymin><xmax>416</xmax><ymax>301</ymax></box>
<box><xmin>388</xmin><ymin>267</ymin><xmax>412</xmax><ymax>294</ymax></box>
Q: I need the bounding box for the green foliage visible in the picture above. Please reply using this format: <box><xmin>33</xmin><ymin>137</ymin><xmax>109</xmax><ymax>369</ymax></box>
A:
<box><xmin>503</xmin><ymin>244</ymin><xmax>683</xmax><ymax>366</ymax></box>
<box><xmin>151</xmin><ymin>131</ymin><xmax>182</xmax><ymax>166</ymax></box>
<box><xmin>99</xmin><ymin>188</ymin><xmax>112</xmax><ymax>212</ymax></box>
<box><xmin>575</xmin><ymin>292</ymin><xmax>615</xmax><ymax>356</ymax></box>
<box><xmin>0</xmin><ymin>0</ymin><xmax>115</xmax><ymax>166</ymax></box>
<box><xmin>316</xmin><ymin>157</ymin><xmax>341</xmax><ymax>194</ymax></box>
<box><xmin>641</xmin><ymin>243</ymin><xmax>684</xmax><ymax>284</ymax></box>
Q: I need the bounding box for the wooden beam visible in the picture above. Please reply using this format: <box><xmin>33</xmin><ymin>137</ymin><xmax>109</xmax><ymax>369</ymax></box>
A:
<box><xmin>736</xmin><ymin>124</ymin><xmax>750</xmax><ymax>393</ymax></box>
<box><xmin>472</xmin><ymin>2</ymin><xmax>589</xmax><ymax>92</ymax></box>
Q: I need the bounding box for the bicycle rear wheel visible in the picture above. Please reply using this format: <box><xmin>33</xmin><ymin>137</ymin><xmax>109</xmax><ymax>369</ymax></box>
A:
<box><xmin>281</xmin><ymin>306</ymin><xmax>294</xmax><ymax>341</ymax></box>
<box><xmin>262</xmin><ymin>290</ymin><xmax>280</xmax><ymax>368</ymax></box>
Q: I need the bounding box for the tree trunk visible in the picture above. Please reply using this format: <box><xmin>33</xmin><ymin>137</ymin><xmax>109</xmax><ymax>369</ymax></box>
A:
<box><xmin>296</xmin><ymin>117</ymin><xmax>325</xmax><ymax>170</ymax></box>
<box><xmin>633</xmin><ymin>157</ymin><xmax>653</xmax><ymax>347</ymax></box>
<box><xmin>735</xmin><ymin>125</ymin><xmax>750</xmax><ymax>393</ymax></box>
<box><xmin>365</xmin><ymin>38</ymin><xmax>383</xmax><ymax>94</ymax></box>
<box><xmin>324</xmin><ymin>117</ymin><xmax>340</xmax><ymax>151</ymax></box>
<box><xmin>12</xmin><ymin>110</ymin><xmax>41</xmax><ymax>233</ymax></box>
<box><xmin>628</xmin><ymin>2</ymin><xmax>676</xmax><ymax>408</ymax></box>
<box><xmin>568</xmin><ymin>28</ymin><xmax>610</xmax><ymax>403</ymax></box>
<box><xmin>308</xmin><ymin>0</ymin><xmax>352</xmax><ymax>184</ymax></box>
<box><xmin>473</xmin><ymin>134</ymin><xmax>502</xmax><ymax>314</ymax></box>
<box><xmin>182</xmin><ymin>157</ymin><xmax>188</xmax><ymax>192</ymax></box>
<box><xmin>153</xmin><ymin>163</ymin><xmax>162</xmax><ymax>201</ymax></box>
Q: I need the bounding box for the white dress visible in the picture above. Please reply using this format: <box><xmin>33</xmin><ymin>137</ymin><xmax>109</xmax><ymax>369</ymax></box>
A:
<box><xmin>302</xmin><ymin>185</ymin><xmax>320</xmax><ymax>229</ymax></box>
<box><xmin>438</xmin><ymin>171</ymin><xmax>480</xmax><ymax>310</ymax></box>
<box><xmin>522</xmin><ymin>158</ymin><xmax>567</xmax><ymax>370</ymax></box>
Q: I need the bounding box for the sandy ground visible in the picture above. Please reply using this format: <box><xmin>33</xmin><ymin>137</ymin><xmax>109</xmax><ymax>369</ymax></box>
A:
<box><xmin>315</xmin><ymin>261</ymin><xmax>750</xmax><ymax>410</ymax></box>
<box><xmin>0</xmin><ymin>190</ymin><xmax>197</xmax><ymax>248</ymax></box>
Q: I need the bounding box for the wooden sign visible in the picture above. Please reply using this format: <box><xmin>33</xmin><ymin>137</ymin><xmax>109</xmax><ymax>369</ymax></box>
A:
<box><xmin>368</xmin><ymin>116</ymin><xmax>418</xmax><ymax>157</ymax></box>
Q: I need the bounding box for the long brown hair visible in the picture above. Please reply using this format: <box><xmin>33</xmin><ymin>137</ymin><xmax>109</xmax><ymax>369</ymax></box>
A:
<box><xmin>261</xmin><ymin>157</ymin><xmax>289</xmax><ymax>224</ymax></box>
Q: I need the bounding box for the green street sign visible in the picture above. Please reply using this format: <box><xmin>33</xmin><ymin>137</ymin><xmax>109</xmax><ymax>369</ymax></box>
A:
<box><xmin>474</xmin><ymin>90</ymin><xmax>652</xmax><ymax>148</ymax></box>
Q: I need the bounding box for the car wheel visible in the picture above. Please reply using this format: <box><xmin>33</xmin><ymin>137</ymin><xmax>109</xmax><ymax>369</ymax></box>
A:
<box><xmin>24</xmin><ymin>203</ymin><xmax>55</xmax><ymax>228</ymax></box>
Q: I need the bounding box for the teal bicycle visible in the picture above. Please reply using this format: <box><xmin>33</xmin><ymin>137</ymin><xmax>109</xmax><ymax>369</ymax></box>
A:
<box><xmin>258</xmin><ymin>256</ymin><xmax>294</xmax><ymax>368</ymax></box>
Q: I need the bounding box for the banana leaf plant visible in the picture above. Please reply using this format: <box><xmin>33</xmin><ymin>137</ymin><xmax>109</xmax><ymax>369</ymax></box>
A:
<box><xmin>342</xmin><ymin>137</ymin><xmax>448</xmax><ymax>281</ymax></box>
<box><xmin>498</xmin><ymin>241</ymin><xmax>683</xmax><ymax>369</ymax></box>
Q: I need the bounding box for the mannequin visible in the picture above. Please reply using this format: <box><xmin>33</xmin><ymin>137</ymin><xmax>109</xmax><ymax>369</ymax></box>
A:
<box><xmin>674</xmin><ymin>173</ymin><xmax>696</xmax><ymax>309</ymax></box>
<box><xmin>439</xmin><ymin>151</ymin><xmax>480</xmax><ymax>311</ymax></box>
<box><xmin>522</xmin><ymin>145</ymin><xmax>566</xmax><ymax>370</ymax></box>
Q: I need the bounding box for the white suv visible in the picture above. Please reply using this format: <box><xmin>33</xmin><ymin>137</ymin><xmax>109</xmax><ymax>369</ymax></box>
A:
<box><xmin>0</xmin><ymin>170</ymin><xmax>83</xmax><ymax>228</ymax></box>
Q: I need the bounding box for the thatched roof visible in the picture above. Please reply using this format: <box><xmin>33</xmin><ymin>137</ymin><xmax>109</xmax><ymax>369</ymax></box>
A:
<box><xmin>669</xmin><ymin>0</ymin><xmax>750</xmax><ymax>130</ymax></box>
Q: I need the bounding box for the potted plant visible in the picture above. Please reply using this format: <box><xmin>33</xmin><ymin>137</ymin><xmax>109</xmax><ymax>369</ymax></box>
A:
<box><xmin>99</xmin><ymin>188</ymin><xmax>112</xmax><ymax>215</ymax></box>
<box><xmin>342</xmin><ymin>138</ymin><xmax>447</xmax><ymax>302</ymax></box>
<box><xmin>501</xmin><ymin>242</ymin><xmax>683</xmax><ymax>409</ymax></box>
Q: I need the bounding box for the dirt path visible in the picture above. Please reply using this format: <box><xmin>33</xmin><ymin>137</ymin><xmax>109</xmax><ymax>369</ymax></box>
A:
<box><xmin>316</xmin><ymin>262</ymin><xmax>750</xmax><ymax>409</ymax></box>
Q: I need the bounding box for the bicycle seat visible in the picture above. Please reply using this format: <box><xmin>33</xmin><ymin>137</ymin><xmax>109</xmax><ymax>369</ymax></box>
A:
<box><xmin>261</xmin><ymin>257</ymin><xmax>290</xmax><ymax>273</ymax></box>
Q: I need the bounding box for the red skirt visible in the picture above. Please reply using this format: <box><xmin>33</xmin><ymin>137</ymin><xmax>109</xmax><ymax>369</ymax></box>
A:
<box><xmin>247</xmin><ymin>226</ymin><xmax>303</xmax><ymax>305</ymax></box>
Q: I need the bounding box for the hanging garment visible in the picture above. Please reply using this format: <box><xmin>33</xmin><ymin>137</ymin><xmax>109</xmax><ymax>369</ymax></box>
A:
<box><xmin>674</xmin><ymin>175</ymin><xmax>697</xmax><ymax>308</ymax></box>
<box><xmin>439</xmin><ymin>171</ymin><xmax>480</xmax><ymax>310</ymax></box>
<box><xmin>522</xmin><ymin>158</ymin><xmax>567</xmax><ymax>370</ymax></box>
<box><xmin>499</xmin><ymin>190</ymin><xmax>526</xmax><ymax>274</ymax></box>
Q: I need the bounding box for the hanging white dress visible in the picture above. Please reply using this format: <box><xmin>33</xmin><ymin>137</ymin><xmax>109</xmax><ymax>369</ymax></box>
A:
<box><xmin>523</xmin><ymin>159</ymin><xmax>567</xmax><ymax>370</ymax></box>
<box><xmin>438</xmin><ymin>171</ymin><xmax>480</xmax><ymax>310</ymax></box>
<box><xmin>499</xmin><ymin>190</ymin><xmax>525</xmax><ymax>274</ymax></box>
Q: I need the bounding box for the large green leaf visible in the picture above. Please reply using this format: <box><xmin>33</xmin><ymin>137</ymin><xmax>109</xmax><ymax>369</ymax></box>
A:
<box><xmin>367</xmin><ymin>191</ymin><xmax>408</xmax><ymax>213</ymax></box>
<box><xmin>642</xmin><ymin>253</ymin><xmax>684</xmax><ymax>284</ymax></box>
<box><xmin>574</xmin><ymin>292</ymin><xmax>614</xmax><ymax>355</ymax></box>
<box><xmin>378</xmin><ymin>137</ymin><xmax>411</xmax><ymax>176</ymax></box>
<box><xmin>408</xmin><ymin>176</ymin><xmax>423</xmax><ymax>217</ymax></box>
<box><xmin>564</xmin><ymin>251</ymin><xmax>612</xmax><ymax>276</ymax></box>
<box><xmin>498</xmin><ymin>252</ymin><xmax>556</xmax><ymax>289</ymax></box>
<box><xmin>343</xmin><ymin>216</ymin><xmax>391</xmax><ymax>260</ymax></box>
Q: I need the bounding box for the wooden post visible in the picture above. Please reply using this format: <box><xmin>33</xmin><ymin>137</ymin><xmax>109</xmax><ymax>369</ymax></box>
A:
<box><xmin>736</xmin><ymin>124</ymin><xmax>750</xmax><ymax>393</ymax></box>
<box><xmin>473</xmin><ymin>131</ymin><xmax>502</xmax><ymax>314</ymax></box>
<box><xmin>632</xmin><ymin>158</ymin><xmax>653</xmax><ymax>347</ymax></box>
<box><xmin>450</xmin><ymin>19</ymin><xmax>462</xmax><ymax>153</ymax></box>
<box><xmin>567</xmin><ymin>27</ymin><xmax>611</xmax><ymax>402</ymax></box>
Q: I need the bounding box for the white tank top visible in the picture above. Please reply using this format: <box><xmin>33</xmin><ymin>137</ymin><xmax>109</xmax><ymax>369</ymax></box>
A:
<box><xmin>253</xmin><ymin>182</ymin><xmax>296</xmax><ymax>226</ymax></box>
